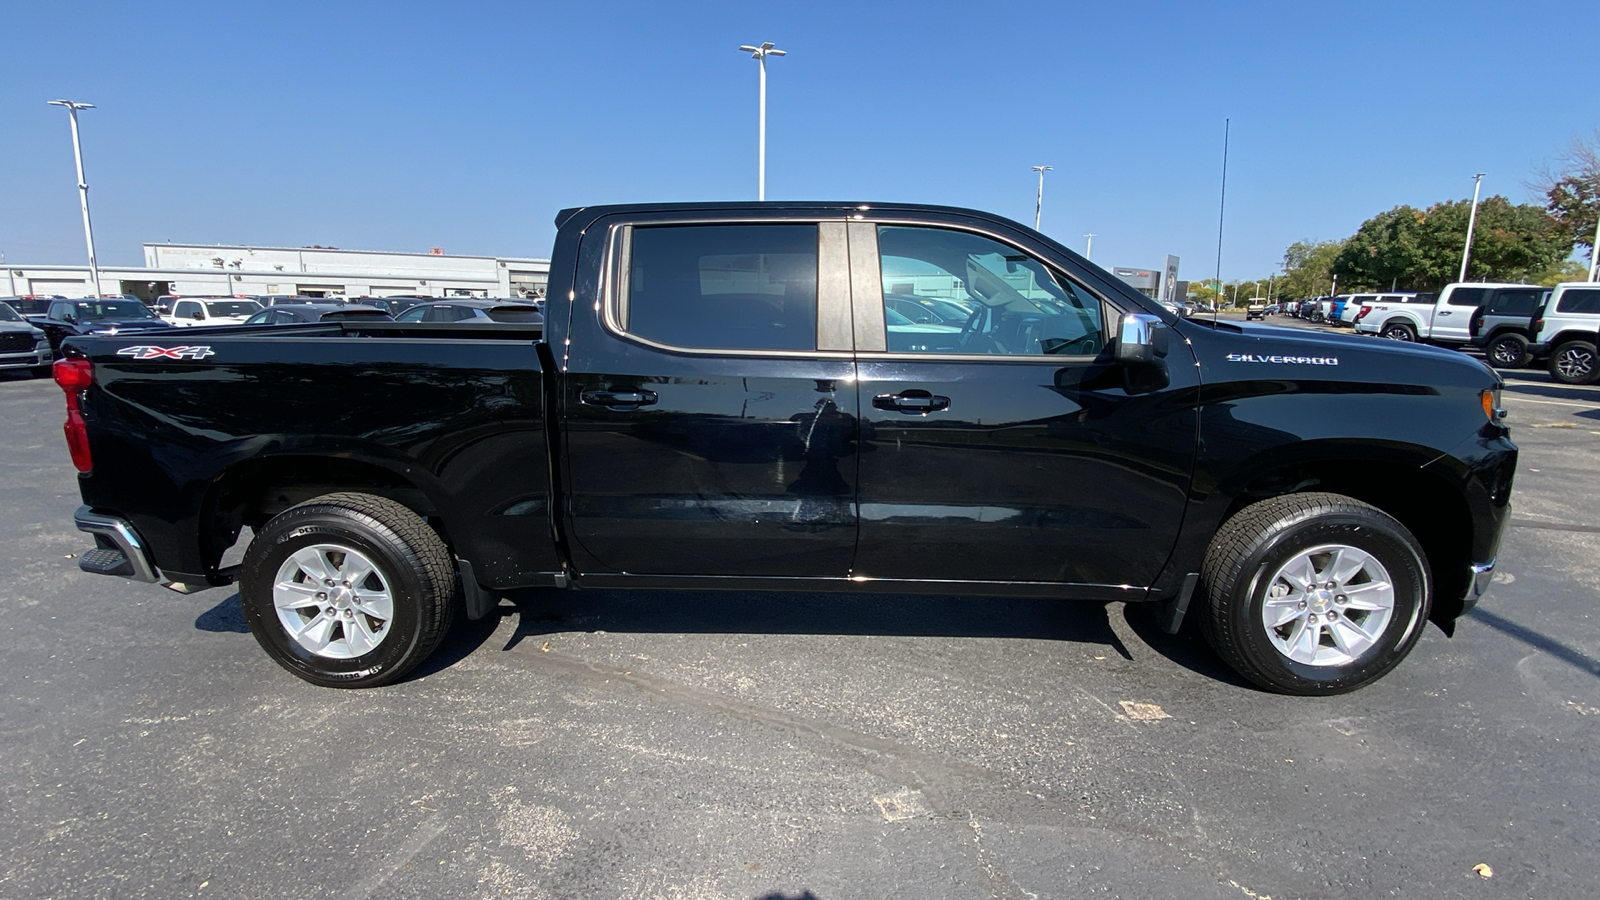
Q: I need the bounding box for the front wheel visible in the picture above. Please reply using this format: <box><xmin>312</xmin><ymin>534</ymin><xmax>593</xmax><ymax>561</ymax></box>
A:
<box><xmin>1549</xmin><ymin>340</ymin><xmax>1600</xmax><ymax>385</ymax></box>
<box><xmin>1485</xmin><ymin>333</ymin><xmax>1531</xmax><ymax>369</ymax></box>
<box><xmin>1381</xmin><ymin>322</ymin><xmax>1416</xmax><ymax>342</ymax></box>
<box><xmin>239</xmin><ymin>492</ymin><xmax>456</xmax><ymax>688</ymax></box>
<box><xmin>1200</xmin><ymin>493</ymin><xmax>1430</xmax><ymax>695</ymax></box>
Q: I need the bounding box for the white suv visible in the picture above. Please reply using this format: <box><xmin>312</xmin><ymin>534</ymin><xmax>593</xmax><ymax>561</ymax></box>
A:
<box><xmin>1529</xmin><ymin>282</ymin><xmax>1600</xmax><ymax>384</ymax></box>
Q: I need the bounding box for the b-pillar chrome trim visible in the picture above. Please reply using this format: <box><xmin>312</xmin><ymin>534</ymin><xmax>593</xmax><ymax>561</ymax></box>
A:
<box><xmin>73</xmin><ymin>506</ymin><xmax>162</xmax><ymax>584</ymax></box>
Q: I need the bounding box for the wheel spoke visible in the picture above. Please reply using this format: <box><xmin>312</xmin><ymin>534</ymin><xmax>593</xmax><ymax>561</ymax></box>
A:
<box><xmin>273</xmin><ymin>581</ymin><xmax>323</xmax><ymax>609</ymax></box>
<box><xmin>345</xmin><ymin>615</ymin><xmax>378</xmax><ymax>656</ymax></box>
<box><xmin>1283</xmin><ymin>555</ymin><xmax>1318</xmax><ymax>592</ymax></box>
<box><xmin>1265</xmin><ymin>596</ymin><xmax>1304</xmax><ymax>628</ymax></box>
<box><xmin>341</xmin><ymin>555</ymin><xmax>377</xmax><ymax>590</ymax></box>
<box><xmin>1341</xmin><ymin>581</ymin><xmax>1393</xmax><ymax>611</ymax></box>
<box><xmin>291</xmin><ymin>547</ymin><xmax>336</xmax><ymax>584</ymax></box>
<box><xmin>1328</xmin><ymin>618</ymin><xmax>1374</xmax><ymax>660</ymax></box>
<box><xmin>1327</xmin><ymin>547</ymin><xmax>1368</xmax><ymax>586</ymax></box>
<box><xmin>295</xmin><ymin>611</ymin><xmax>336</xmax><ymax>652</ymax></box>
<box><xmin>353</xmin><ymin>592</ymin><xmax>392</xmax><ymax>622</ymax></box>
<box><xmin>1294</xmin><ymin>620</ymin><xmax>1322</xmax><ymax>660</ymax></box>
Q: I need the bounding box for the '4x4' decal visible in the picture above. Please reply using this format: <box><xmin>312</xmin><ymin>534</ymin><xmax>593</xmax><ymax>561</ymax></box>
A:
<box><xmin>115</xmin><ymin>346</ymin><xmax>216</xmax><ymax>360</ymax></box>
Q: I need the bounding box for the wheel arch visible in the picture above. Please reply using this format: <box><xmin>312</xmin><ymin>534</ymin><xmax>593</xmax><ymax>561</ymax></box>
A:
<box><xmin>1178</xmin><ymin>443</ymin><xmax>1473</xmax><ymax>632</ymax></box>
<box><xmin>198</xmin><ymin>452</ymin><xmax>454</xmax><ymax>581</ymax></box>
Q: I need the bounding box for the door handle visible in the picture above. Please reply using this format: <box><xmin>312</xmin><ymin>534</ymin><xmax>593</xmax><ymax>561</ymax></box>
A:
<box><xmin>873</xmin><ymin>390</ymin><xmax>951</xmax><ymax>414</ymax></box>
<box><xmin>1438</xmin><ymin>310</ymin><xmax>1452</xmax><ymax>315</ymax></box>
<box><xmin>581</xmin><ymin>389</ymin><xmax>658</xmax><ymax>409</ymax></box>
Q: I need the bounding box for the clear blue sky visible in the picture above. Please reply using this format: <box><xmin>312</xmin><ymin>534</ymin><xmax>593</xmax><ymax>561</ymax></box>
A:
<box><xmin>1</xmin><ymin>0</ymin><xmax>1594</xmax><ymax>282</ymax></box>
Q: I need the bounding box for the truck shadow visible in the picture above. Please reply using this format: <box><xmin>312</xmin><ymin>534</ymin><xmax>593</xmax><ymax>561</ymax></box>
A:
<box><xmin>485</xmin><ymin>588</ymin><xmax>1252</xmax><ymax>689</ymax></box>
<box><xmin>195</xmin><ymin>588</ymin><xmax>1252</xmax><ymax>689</ymax></box>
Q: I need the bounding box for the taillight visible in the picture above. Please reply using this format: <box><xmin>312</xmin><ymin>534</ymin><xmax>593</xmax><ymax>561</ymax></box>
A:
<box><xmin>1355</xmin><ymin>305</ymin><xmax>1372</xmax><ymax>322</ymax></box>
<box><xmin>52</xmin><ymin>358</ymin><xmax>94</xmax><ymax>473</ymax></box>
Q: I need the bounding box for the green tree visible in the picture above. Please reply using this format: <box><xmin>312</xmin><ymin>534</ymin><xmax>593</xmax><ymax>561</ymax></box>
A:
<box><xmin>1275</xmin><ymin>239</ymin><xmax>1343</xmax><ymax>300</ymax></box>
<box><xmin>1536</xmin><ymin>131</ymin><xmax>1600</xmax><ymax>262</ymax></box>
<box><xmin>1332</xmin><ymin>197</ymin><xmax>1569</xmax><ymax>291</ymax></box>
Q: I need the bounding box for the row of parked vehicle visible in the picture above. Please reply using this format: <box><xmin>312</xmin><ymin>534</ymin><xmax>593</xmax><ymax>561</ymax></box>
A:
<box><xmin>0</xmin><ymin>294</ymin><xmax>545</xmax><ymax>373</ymax></box>
<box><xmin>1271</xmin><ymin>283</ymin><xmax>1600</xmax><ymax>384</ymax></box>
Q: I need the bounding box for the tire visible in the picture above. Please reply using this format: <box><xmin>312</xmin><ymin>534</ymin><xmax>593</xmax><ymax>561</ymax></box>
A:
<box><xmin>239</xmin><ymin>491</ymin><xmax>456</xmax><ymax>688</ymax></box>
<box><xmin>1380</xmin><ymin>322</ymin><xmax>1416</xmax><ymax>342</ymax></box>
<box><xmin>1200</xmin><ymin>493</ymin><xmax>1430</xmax><ymax>696</ymax></box>
<box><xmin>1484</xmin><ymin>333</ymin><xmax>1531</xmax><ymax>369</ymax></box>
<box><xmin>1548</xmin><ymin>340</ymin><xmax>1600</xmax><ymax>385</ymax></box>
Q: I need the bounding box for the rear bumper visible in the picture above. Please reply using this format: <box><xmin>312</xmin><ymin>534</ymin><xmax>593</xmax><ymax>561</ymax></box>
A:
<box><xmin>73</xmin><ymin>506</ymin><xmax>162</xmax><ymax>583</ymax></box>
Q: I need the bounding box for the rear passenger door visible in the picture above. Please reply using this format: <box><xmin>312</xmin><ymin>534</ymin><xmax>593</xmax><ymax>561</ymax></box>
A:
<box><xmin>848</xmin><ymin>220</ymin><xmax>1199</xmax><ymax>593</ymax></box>
<box><xmin>563</xmin><ymin>217</ymin><xmax>861</xmax><ymax>579</ymax></box>
<box><xmin>1433</xmin><ymin>287</ymin><xmax>1486</xmax><ymax>342</ymax></box>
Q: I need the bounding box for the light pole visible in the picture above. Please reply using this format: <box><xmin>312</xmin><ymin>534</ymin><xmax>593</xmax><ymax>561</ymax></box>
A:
<box><xmin>1029</xmin><ymin>165</ymin><xmax>1052</xmax><ymax>231</ymax></box>
<box><xmin>1083</xmin><ymin>233</ymin><xmax>1094</xmax><ymax>260</ymax></box>
<box><xmin>2</xmin><ymin>252</ymin><xmax>13</xmax><ymax>296</ymax></box>
<box><xmin>1459</xmin><ymin>172</ymin><xmax>1486</xmax><ymax>283</ymax></box>
<box><xmin>48</xmin><ymin>100</ymin><xmax>103</xmax><ymax>299</ymax></box>
<box><xmin>738</xmin><ymin>42</ymin><xmax>786</xmax><ymax>201</ymax></box>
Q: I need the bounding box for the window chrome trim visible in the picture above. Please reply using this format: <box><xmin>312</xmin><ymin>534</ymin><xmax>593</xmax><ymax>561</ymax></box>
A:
<box><xmin>851</xmin><ymin>216</ymin><xmax>1127</xmax><ymax>360</ymax></box>
<box><xmin>599</xmin><ymin>218</ymin><xmax>854</xmax><ymax>359</ymax></box>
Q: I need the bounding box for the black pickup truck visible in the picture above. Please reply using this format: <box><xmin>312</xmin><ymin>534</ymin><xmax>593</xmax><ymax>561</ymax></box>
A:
<box><xmin>52</xmin><ymin>202</ymin><xmax>1516</xmax><ymax>695</ymax></box>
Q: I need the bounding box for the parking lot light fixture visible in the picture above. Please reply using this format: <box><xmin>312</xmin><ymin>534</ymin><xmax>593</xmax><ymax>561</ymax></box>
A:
<box><xmin>1459</xmin><ymin>172</ymin><xmax>1486</xmax><ymax>283</ymax></box>
<box><xmin>739</xmin><ymin>42</ymin><xmax>786</xmax><ymax>201</ymax></box>
<box><xmin>48</xmin><ymin>99</ymin><xmax>103</xmax><ymax>299</ymax></box>
<box><xmin>1083</xmin><ymin>233</ymin><xmax>1094</xmax><ymax>260</ymax></box>
<box><xmin>1031</xmin><ymin>165</ymin><xmax>1052</xmax><ymax>230</ymax></box>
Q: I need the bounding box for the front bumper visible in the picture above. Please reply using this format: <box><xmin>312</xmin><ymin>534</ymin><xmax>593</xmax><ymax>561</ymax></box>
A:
<box><xmin>1465</xmin><ymin>559</ymin><xmax>1496</xmax><ymax>612</ymax></box>
<box><xmin>0</xmin><ymin>345</ymin><xmax>52</xmax><ymax>369</ymax></box>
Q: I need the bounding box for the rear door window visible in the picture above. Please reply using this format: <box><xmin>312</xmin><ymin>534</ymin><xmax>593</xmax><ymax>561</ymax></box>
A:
<box><xmin>1556</xmin><ymin>288</ymin><xmax>1600</xmax><ymax>314</ymax></box>
<box><xmin>620</xmin><ymin>224</ymin><xmax>818</xmax><ymax>352</ymax></box>
<box><xmin>1448</xmin><ymin>287</ymin><xmax>1488</xmax><ymax>307</ymax></box>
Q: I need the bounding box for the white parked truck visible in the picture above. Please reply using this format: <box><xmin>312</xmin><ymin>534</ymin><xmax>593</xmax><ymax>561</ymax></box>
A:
<box><xmin>1353</xmin><ymin>284</ymin><xmax>1537</xmax><ymax>344</ymax></box>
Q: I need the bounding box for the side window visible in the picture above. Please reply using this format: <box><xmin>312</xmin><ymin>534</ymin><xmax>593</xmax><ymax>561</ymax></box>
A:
<box><xmin>1448</xmin><ymin>287</ymin><xmax>1488</xmax><ymax>307</ymax></box>
<box><xmin>621</xmin><ymin>224</ymin><xmax>818</xmax><ymax>352</ymax></box>
<box><xmin>396</xmin><ymin>307</ymin><xmax>428</xmax><ymax>323</ymax></box>
<box><xmin>1557</xmin><ymin>288</ymin><xmax>1600</xmax><ymax>314</ymax></box>
<box><xmin>1491</xmin><ymin>289</ymin><xmax>1540</xmax><ymax>317</ymax></box>
<box><xmin>876</xmin><ymin>225</ymin><xmax>1104</xmax><ymax>356</ymax></box>
<box><xmin>175</xmin><ymin>301</ymin><xmax>198</xmax><ymax>319</ymax></box>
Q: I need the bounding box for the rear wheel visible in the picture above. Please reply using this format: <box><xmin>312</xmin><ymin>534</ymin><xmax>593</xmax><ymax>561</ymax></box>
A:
<box><xmin>239</xmin><ymin>492</ymin><xmax>456</xmax><ymax>688</ymax></box>
<box><xmin>1380</xmin><ymin>322</ymin><xmax>1416</xmax><ymax>342</ymax></box>
<box><xmin>1200</xmin><ymin>493</ymin><xmax>1430</xmax><ymax>695</ymax></box>
<box><xmin>1549</xmin><ymin>340</ymin><xmax>1600</xmax><ymax>385</ymax></box>
<box><xmin>1485</xmin><ymin>333</ymin><xmax>1531</xmax><ymax>369</ymax></box>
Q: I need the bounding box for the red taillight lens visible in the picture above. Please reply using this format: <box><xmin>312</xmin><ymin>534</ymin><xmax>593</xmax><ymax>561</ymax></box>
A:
<box><xmin>1356</xmin><ymin>305</ymin><xmax>1372</xmax><ymax>322</ymax></box>
<box><xmin>52</xmin><ymin>358</ymin><xmax>94</xmax><ymax>473</ymax></box>
<box><xmin>54</xmin><ymin>358</ymin><xmax>93</xmax><ymax>392</ymax></box>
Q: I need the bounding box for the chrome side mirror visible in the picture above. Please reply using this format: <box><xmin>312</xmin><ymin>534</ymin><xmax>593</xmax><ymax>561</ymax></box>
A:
<box><xmin>1115</xmin><ymin>312</ymin><xmax>1169</xmax><ymax>367</ymax></box>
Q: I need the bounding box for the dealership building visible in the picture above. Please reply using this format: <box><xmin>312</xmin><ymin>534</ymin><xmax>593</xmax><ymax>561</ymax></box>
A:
<box><xmin>4</xmin><ymin>243</ymin><xmax>551</xmax><ymax>301</ymax></box>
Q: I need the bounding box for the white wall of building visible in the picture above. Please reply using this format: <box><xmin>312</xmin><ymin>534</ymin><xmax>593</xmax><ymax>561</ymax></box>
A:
<box><xmin>6</xmin><ymin>243</ymin><xmax>549</xmax><ymax>300</ymax></box>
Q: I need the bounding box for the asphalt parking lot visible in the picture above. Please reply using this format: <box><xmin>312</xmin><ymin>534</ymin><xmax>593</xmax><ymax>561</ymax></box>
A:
<box><xmin>2</xmin><ymin>325</ymin><xmax>1598</xmax><ymax>900</ymax></box>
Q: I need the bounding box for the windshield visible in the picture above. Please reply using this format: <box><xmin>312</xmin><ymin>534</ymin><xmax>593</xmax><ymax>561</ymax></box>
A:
<box><xmin>78</xmin><ymin>300</ymin><xmax>157</xmax><ymax>321</ymax></box>
<box><xmin>204</xmin><ymin>300</ymin><xmax>263</xmax><ymax>317</ymax></box>
<box><xmin>0</xmin><ymin>303</ymin><xmax>22</xmax><ymax>323</ymax></box>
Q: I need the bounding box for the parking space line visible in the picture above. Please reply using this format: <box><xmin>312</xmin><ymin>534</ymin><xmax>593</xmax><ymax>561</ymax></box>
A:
<box><xmin>1503</xmin><ymin>396</ymin><xmax>1597</xmax><ymax>408</ymax></box>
